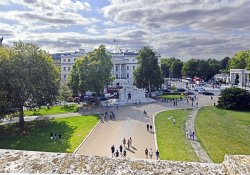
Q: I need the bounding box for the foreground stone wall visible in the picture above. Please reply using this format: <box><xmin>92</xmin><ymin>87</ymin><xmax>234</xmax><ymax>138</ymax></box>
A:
<box><xmin>0</xmin><ymin>149</ymin><xmax>249</xmax><ymax>175</ymax></box>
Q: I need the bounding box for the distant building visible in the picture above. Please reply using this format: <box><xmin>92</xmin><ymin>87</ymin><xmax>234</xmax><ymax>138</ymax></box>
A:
<box><xmin>230</xmin><ymin>69</ymin><xmax>250</xmax><ymax>87</ymax></box>
<box><xmin>60</xmin><ymin>49</ymin><xmax>86</xmax><ymax>82</ymax></box>
<box><xmin>214</xmin><ymin>73</ymin><xmax>230</xmax><ymax>83</ymax></box>
<box><xmin>110</xmin><ymin>51</ymin><xmax>139</xmax><ymax>87</ymax></box>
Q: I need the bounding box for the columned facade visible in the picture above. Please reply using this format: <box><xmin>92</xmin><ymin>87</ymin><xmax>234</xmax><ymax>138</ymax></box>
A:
<box><xmin>230</xmin><ymin>69</ymin><xmax>250</xmax><ymax>87</ymax></box>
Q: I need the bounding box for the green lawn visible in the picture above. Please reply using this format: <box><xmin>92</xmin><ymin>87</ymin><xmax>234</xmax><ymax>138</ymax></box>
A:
<box><xmin>155</xmin><ymin>109</ymin><xmax>198</xmax><ymax>162</ymax></box>
<box><xmin>196</xmin><ymin>106</ymin><xmax>250</xmax><ymax>163</ymax></box>
<box><xmin>160</xmin><ymin>94</ymin><xmax>184</xmax><ymax>100</ymax></box>
<box><xmin>0</xmin><ymin>115</ymin><xmax>99</xmax><ymax>153</ymax></box>
<box><xmin>24</xmin><ymin>104</ymin><xmax>79</xmax><ymax>116</ymax></box>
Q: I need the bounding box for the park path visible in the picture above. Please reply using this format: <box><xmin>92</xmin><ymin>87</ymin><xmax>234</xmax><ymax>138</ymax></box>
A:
<box><xmin>185</xmin><ymin>108</ymin><xmax>213</xmax><ymax>163</ymax></box>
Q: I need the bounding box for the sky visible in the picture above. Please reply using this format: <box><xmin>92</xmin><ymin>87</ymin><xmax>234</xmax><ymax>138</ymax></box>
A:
<box><xmin>0</xmin><ymin>0</ymin><xmax>249</xmax><ymax>60</ymax></box>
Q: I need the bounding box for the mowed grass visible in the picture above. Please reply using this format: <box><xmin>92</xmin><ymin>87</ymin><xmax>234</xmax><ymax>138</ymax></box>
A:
<box><xmin>155</xmin><ymin>109</ymin><xmax>198</xmax><ymax>162</ymax></box>
<box><xmin>0</xmin><ymin>115</ymin><xmax>99</xmax><ymax>153</ymax></box>
<box><xmin>196</xmin><ymin>106</ymin><xmax>250</xmax><ymax>163</ymax></box>
<box><xmin>24</xmin><ymin>104</ymin><xmax>79</xmax><ymax>116</ymax></box>
<box><xmin>160</xmin><ymin>94</ymin><xmax>184</xmax><ymax>100</ymax></box>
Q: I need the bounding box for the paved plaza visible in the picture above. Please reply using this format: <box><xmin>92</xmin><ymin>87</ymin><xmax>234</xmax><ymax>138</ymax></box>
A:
<box><xmin>75</xmin><ymin>90</ymin><xmax>219</xmax><ymax>160</ymax></box>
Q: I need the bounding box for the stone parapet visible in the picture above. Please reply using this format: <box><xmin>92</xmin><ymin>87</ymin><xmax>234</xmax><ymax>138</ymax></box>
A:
<box><xmin>0</xmin><ymin>149</ymin><xmax>249</xmax><ymax>174</ymax></box>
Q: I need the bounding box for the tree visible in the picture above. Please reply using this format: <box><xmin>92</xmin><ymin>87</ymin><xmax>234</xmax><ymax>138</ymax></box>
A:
<box><xmin>217</xmin><ymin>87</ymin><xmax>250</xmax><ymax>110</ymax></box>
<box><xmin>58</xmin><ymin>84</ymin><xmax>73</xmax><ymax>105</ymax></box>
<box><xmin>134</xmin><ymin>47</ymin><xmax>163</xmax><ymax>96</ymax></box>
<box><xmin>207</xmin><ymin>59</ymin><xmax>221</xmax><ymax>80</ymax></box>
<box><xmin>228</xmin><ymin>50</ymin><xmax>250</xmax><ymax>70</ymax></box>
<box><xmin>161</xmin><ymin>58</ymin><xmax>171</xmax><ymax>78</ymax></box>
<box><xmin>0</xmin><ymin>42</ymin><xmax>60</xmax><ymax>127</ymax></box>
<box><xmin>182</xmin><ymin>58</ymin><xmax>199</xmax><ymax>78</ymax></box>
<box><xmin>68</xmin><ymin>45</ymin><xmax>113</xmax><ymax>95</ymax></box>
<box><xmin>220</xmin><ymin>57</ymin><xmax>230</xmax><ymax>70</ymax></box>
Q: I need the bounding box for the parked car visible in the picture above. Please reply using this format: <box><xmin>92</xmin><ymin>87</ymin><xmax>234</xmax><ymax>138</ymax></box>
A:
<box><xmin>194</xmin><ymin>86</ymin><xmax>205</xmax><ymax>91</ymax></box>
<box><xmin>202</xmin><ymin>91</ymin><xmax>214</xmax><ymax>95</ymax></box>
<box><xmin>183</xmin><ymin>91</ymin><xmax>195</xmax><ymax>95</ymax></box>
<box><xmin>176</xmin><ymin>88</ymin><xmax>186</xmax><ymax>92</ymax></box>
<box><xmin>198</xmin><ymin>89</ymin><xmax>206</xmax><ymax>94</ymax></box>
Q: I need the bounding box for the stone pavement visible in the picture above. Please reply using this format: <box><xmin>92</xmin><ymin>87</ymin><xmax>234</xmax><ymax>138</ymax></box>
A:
<box><xmin>185</xmin><ymin>108</ymin><xmax>213</xmax><ymax>163</ymax></box>
<box><xmin>75</xmin><ymin>93</ymin><xmax>218</xmax><ymax>160</ymax></box>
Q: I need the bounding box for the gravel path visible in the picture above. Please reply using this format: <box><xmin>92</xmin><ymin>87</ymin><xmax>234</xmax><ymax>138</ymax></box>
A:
<box><xmin>185</xmin><ymin>108</ymin><xmax>213</xmax><ymax>163</ymax></box>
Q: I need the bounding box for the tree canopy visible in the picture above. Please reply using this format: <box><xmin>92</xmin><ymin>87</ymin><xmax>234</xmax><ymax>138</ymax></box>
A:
<box><xmin>0</xmin><ymin>42</ymin><xmax>60</xmax><ymax>126</ymax></box>
<box><xmin>134</xmin><ymin>47</ymin><xmax>163</xmax><ymax>96</ymax></box>
<box><xmin>67</xmin><ymin>45</ymin><xmax>113</xmax><ymax>95</ymax></box>
<box><xmin>228</xmin><ymin>50</ymin><xmax>250</xmax><ymax>70</ymax></box>
<box><xmin>217</xmin><ymin>87</ymin><xmax>250</xmax><ymax>110</ymax></box>
<box><xmin>161</xmin><ymin>57</ymin><xmax>183</xmax><ymax>78</ymax></box>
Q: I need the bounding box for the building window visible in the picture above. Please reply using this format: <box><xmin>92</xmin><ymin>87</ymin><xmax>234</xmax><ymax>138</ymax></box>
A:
<box><xmin>116</xmin><ymin>65</ymin><xmax>118</xmax><ymax>71</ymax></box>
<box><xmin>127</xmin><ymin>73</ymin><xmax>129</xmax><ymax>78</ymax></box>
<box><xmin>127</xmin><ymin>66</ymin><xmax>129</xmax><ymax>70</ymax></box>
<box><xmin>63</xmin><ymin>67</ymin><xmax>66</xmax><ymax>71</ymax></box>
<box><xmin>68</xmin><ymin>67</ymin><xmax>70</xmax><ymax>71</ymax></box>
<box><xmin>63</xmin><ymin>59</ymin><xmax>66</xmax><ymax>62</ymax></box>
<box><xmin>116</xmin><ymin>74</ymin><xmax>118</xmax><ymax>79</ymax></box>
<box><xmin>63</xmin><ymin>75</ymin><xmax>66</xmax><ymax>79</ymax></box>
<box><xmin>133</xmin><ymin>66</ymin><xmax>135</xmax><ymax>70</ymax></box>
<box><xmin>68</xmin><ymin>59</ymin><xmax>70</xmax><ymax>62</ymax></box>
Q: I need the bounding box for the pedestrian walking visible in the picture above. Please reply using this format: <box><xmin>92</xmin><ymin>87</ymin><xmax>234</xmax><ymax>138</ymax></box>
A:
<box><xmin>119</xmin><ymin>145</ymin><xmax>123</xmax><ymax>156</ymax></box>
<box><xmin>123</xmin><ymin>138</ymin><xmax>126</xmax><ymax>148</ymax></box>
<box><xmin>123</xmin><ymin>150</ymin><xmax>127</xmax><ymax>157</ymax></box>
<box><xmin>129</xmin><ymin>137</ymin><xmax>132</xmax><ymax>147</ymax></box>
<box><xmin>115</xmin><ymin>150</ymin><xmax>119</xmax><ymax>157</ymax></box>
<box><xmin>173</xmin><ymin>118</ymin><xmax>176</xmax><ymax>125</ymax></box>
<box><xmin>147</xmin><ymin>123</ymin><xmax>149</xmax><ymax>131</ymax></box>
<box><xmin>145</xmin><ymin>148</ymin><xmax>148</xmax><ymax>159</ymax></box>
<box><xmin>111</xmin><ymin>145</ymin><xmax>115</xmax><ymax>157</ymax></box>
<box><xmin>156</xmin><ymin>150</ymin><xmax>160</xmax><ymax>160</ymax></box>
<box><xmin>190</xmin><ymin>130</ymin><xmax>192</xmax><ymax>140</ymax></box>
<box><xmin>127</xmin><ymin>139</ymin><xmax>130</xmax><ymax>149</ymax></box>
<box><xmin>149</xmin><ymin>148</ymin><xmax>153</xmax><ymax>159</ymax></box>
<box><xmin>192</xmin><ymin>131</ymin><xmax>195</xmax><ymax>141</ymax></box>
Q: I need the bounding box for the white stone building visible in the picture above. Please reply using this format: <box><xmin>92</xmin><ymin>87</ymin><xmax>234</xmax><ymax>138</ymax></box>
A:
<box><xmin>59</xmin><ymin>49</ymin><xmax>161</xmax><ymax>86</ymax></box>
<box><xmin>60</xmin><ymin>49</ymin><xmax>86</xmax><ymax>82</ymax></box>
<box><xmin>230</xmin><ymin>69</ymin><xmax>250</xmax><ymax>87</ymax></box>
<box><xmin>214</xmin><ymin>73</ymin><xmax>230</xmax><ymax>83</ymax></box>
<box><xmin>110</xmin><ymin>51</ymin><xmax>139</xmax><ymax>87</ymax></box>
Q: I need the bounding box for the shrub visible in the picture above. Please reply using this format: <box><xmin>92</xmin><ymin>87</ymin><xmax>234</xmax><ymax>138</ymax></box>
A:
<box><xmin>217</xmin><ymin>87</ymin><xmax>250</xmax><ymax>110</ymax></box>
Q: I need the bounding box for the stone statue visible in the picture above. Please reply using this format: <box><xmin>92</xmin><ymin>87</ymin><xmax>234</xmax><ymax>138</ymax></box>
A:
<box><xmin>128</xmin><ymin>92</ymin><xmax>131</xmax><ymax>100</ymax></box>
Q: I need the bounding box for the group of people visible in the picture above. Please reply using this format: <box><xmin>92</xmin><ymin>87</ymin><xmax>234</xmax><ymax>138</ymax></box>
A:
<box><xmin>145</xmin><ymin>148</ymin><xmax>160</xmax><ymax>160</ymax></box>
<box><xmin>100</xmin><ymin>110</ymin><xmax>116</xmax><ymax>122</ymax></box>
<box><xmin>146</xmin><ymin>123</ymin><xmax>153</xmax><ymax>132</ymax></box>
<box><xmin>111</xmin><ymin>137</ymin><xmax>133</xmax><ymax>158</ymax></box>
<box><xmin>186</xmin><ymin>130</ymin><xmax>195</xmax><ymax>141</ymax></box>
<box><xmin>50</xmin><ymin>132</ymin><xmax>61</xmax><ymax>140</ymax></box>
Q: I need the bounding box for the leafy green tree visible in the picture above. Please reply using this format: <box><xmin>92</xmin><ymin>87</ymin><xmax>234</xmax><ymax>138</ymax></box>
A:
<box><xmin>58</xmin><ymin>84</ymin><xmax>73</xmax><ymax>105</ymax></box>
<box><xmin>228</xmin><ymin>50</ymin><xmax>250</xmax><ymax>70</ymax></box>
<box><xmin>0</xmin><ymin>42</ymin><xmax>60</xmax><ymax>127</ymax></box>
<box><xmin>196</xmin><ymin>59</ymin><xmax>209</xmax><ymax>80</ymax></box>
<box><xmin>220</xmin><ymin>57</ymin><xmax>230</xmax><ymax>70</ymax></box>
<box><xmin>161</xmin><ymin>58</ymin><xmax>171</xmax><ymax>78</ymax></box>
<box><xmin>207</xmin><ymin>59</ymin><xmax>221</xmax><ymax>80</ymax></box>
<box><xmin>68</xmin><ymin>45</ymin><xmax>113</xmax><ymax>95</ymax></box>
<box><xmin>161</xmin><ymin>57</ymin><xmax>183</xmax><ymax>78</ymax></box>
<box><xmin>217</xmin><ymin>87</ymin><xmax>250</xmax><ymax>110</ymax></box>
<box><xmin>182</xmin><ymin>58</ymin><xmax>199</xmax><ymax>78</ymax></box>
<box><xmin>134</xmin><ymin>47</ymin><xmax>163</xmax><ymax>96</ymax></box>
<box><xmin>67</xmin><ymin>60</ymin><xmax>80</xmax><ymax>96</ymax></box>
